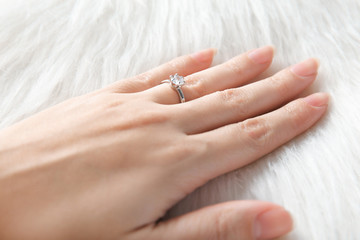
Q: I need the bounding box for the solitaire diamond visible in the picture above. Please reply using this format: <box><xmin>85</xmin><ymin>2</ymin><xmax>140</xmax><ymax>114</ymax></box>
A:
<box><xmin>170</xmin><ymin>73</ymin><xmax>185</xmax><ymax>87</ymax></box>
<box><xmin>160</xmin><ymin>73</ymin><xmax>186</xmax><ymax>103</ymax></box>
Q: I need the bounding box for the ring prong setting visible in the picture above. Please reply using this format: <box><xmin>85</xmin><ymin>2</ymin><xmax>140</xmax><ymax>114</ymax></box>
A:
<box><xmin>169</xmin><ymin>73</ymin><xmax>185</xmax><ymax>88</ymax></box>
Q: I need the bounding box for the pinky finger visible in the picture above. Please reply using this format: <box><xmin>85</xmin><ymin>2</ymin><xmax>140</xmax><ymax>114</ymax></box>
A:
<box><xmin>188</xmin><ymin>92</ymin><xmax>330</xmax><ymax>182</ymax></box>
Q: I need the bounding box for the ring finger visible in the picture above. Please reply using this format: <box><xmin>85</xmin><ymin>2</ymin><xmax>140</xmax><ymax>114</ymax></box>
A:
<box><xmin>104</xmin><ymin>48</ymin><xmax>216</xmax><ymax>93</ymax></box>
<box><xmin>146</xmin><ymin>46</ymin><xmax>274</xmax><ymax>104</ymax></box>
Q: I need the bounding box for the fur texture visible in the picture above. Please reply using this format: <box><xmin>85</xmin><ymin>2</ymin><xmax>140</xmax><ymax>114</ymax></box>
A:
<box><xmin>1</xmin><ymin>0</ymin><xmax>359</xmax><ymax>239</ymax></box>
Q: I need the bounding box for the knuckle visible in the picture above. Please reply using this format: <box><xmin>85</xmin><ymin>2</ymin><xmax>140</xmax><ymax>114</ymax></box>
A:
<box><xmin>105</xmin><ymin>98</ymin><xmax>123</xmax><ymax>109</ymax></box>
<box><xmin>224</xmin><ymin>56</ymin><xmax>246</xmax><ymax>74</ymax></box>
<box><xmin>184</xmin><ymin>74</ymin><xmax>198</xmax><ymax>85</ymax></box>
<box><xmin>185</xmin><ymin>75</ymin><xmax>208</xmax><ymax>98</ymax></box>
<box><xmin>238</xmin><ymin>118</ymin><xmax>270</xmax><ymax>147</ymax></box>
<box><xmin>170</xmin><ymin>137</ymin><xmax>208</xmax><ymax>162</ymax></box>
<box><xmin>268</xmin><ymin>75</ymin><xmax>292</xmax><ymax>97</ymax></box>
<box><xmin>217</xmin><ymin>89</ymin><xmax>250</xmax><ymax>115</ymax></box>
<box><xmin>283</xmin><ymin>100</ymin><xmax>312</xmax><ymax>129</ymax></box>
<box><xmin>218</xmin><ymin>89</ymin><xmax>239</xmax><ymax>102</ymax></box>
<box><xmin>218</xmin><ymin>89</ymin><xmax>237</xmax><ymax>102</ymax></box>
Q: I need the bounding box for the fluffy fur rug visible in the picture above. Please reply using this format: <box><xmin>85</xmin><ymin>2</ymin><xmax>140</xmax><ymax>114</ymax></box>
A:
<box><xmin>1</xmin><ymin>0</ymin><xmax>359</xmax><ymax>239</ymax></box>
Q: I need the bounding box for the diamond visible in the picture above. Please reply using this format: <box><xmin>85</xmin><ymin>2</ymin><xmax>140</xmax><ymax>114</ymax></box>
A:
<box><xmin>170</xmin><ymin>73</ymin><xmax>185</xmax><ymax>87</ymax></box>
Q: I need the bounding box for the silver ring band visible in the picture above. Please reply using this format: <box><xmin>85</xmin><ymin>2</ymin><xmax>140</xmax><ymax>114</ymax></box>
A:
<box><xmin>175</xmin><ymin>87</ymin><xmax>185</xmax><ymax>103</ymax></box>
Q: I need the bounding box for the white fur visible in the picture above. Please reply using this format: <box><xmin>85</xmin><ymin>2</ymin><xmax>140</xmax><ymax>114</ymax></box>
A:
<box><xmin>1</xmin><ymin>0</ymin><xmax>359</xmax><ymax>239</ymax></box>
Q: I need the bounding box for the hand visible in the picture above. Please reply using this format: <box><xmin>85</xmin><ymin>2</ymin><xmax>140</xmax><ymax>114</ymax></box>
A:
<box><xmin>0</xmin><ymin>46</ymin><xmax>328</xmax><ymax>240</ymax></box>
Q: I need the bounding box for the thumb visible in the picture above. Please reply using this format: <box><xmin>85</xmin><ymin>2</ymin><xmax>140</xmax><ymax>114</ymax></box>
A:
<box><xmin>142</xmin><ymin>200</ymin><xmax>293</xmax><ymax>240</ymax></box>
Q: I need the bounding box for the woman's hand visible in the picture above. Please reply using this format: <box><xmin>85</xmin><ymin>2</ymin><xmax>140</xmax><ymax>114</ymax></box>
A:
<box><xmin>0</xmin><ymin>46</ymin><xmax>328</xmax><ymax>240</ymax></box>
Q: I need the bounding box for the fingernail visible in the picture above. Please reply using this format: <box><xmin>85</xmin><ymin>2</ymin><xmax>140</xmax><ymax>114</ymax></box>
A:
<box><xmin>304</xmin><ymin>92</ymin><xmax>330</xmax><ymax>107</ymax></box>
<box><xmin>190</xmin><ymin>48</ymin><xmax>217</xmax><ymax>63</ymax></box>
<box><xmin>248</xmin><ymin>46</ymin><xmax>274</xmax><ymax>64</ymax></box>
<box><xmin>254</xmin><ymin>207</ymin><xmax>293</xmax><ymax>240</ymax></box>
<box><xmin>290</xmin><ymin>58</ymin><xmax>319</xmax><ymax>78</ymax></box>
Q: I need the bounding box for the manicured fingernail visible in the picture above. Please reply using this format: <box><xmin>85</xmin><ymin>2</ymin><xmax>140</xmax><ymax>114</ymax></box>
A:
<box><xmin>190</xmin><ymin>48</ymin><xmax>217</xmax><ymax>63</ymax></box>
<box><xmin>248</xmin><ymin>46</ymin><xmax>274</xmax><ymax>64</ymax></box>
<box><xmin>304</xmin><ymin>92</ymin><xmax>330</xmax><ymax>107</ymax></box>
<box><xmin>291</xmin><ymin>58</ymin><xmax>319</xmax><ymax>78</ymax></box>
<box><xmin>254</xmin><ymin>207</ymin><xmax>293</xmax><ymax>240</ymax></box>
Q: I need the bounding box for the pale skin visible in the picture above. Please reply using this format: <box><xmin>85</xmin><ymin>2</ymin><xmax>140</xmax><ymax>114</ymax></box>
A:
<box><xmin>0</xmin><ymin>46</ymin><xmax>329</xmax><ymax>240</ymax></box>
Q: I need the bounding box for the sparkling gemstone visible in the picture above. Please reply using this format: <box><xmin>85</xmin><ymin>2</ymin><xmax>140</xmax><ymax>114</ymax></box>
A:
<box><xmin>170</xmin><ymin>73</ymin><xmax>185</xmax><ymax>86</ymax></box>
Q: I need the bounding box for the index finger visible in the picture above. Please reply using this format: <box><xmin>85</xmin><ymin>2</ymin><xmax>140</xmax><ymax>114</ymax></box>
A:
<box><xmin>105</xmin><ymin>48</ymin><xmax>216</xmax><ymax>93</ymax></box>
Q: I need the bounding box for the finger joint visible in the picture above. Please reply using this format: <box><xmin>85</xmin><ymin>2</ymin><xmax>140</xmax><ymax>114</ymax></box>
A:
<box><xmin>268</xmin><ymin>76</ymin><xmax>292</xmax><ymax>97</ymax></box>
<box><xmin>283</xmin><ymin>100</ymin><xmax>312</xmax><ymax>130</ymax></box>
<box><xmin>224</xmin><ymin>56</ymin><xmax>246</xmax><ymax>75</ymax></box>
<box><xmin>238</xmin><ymin>118</ymin><xmax>270</xmax><ymax>148</ymax></box>
<box><xmin>217</xmin><ymin>89</ymin><xmax>251</xmax><ymax>116</ymax></box>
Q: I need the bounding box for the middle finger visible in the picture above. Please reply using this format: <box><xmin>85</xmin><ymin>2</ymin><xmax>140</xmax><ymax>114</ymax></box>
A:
<box><xmin>146</xmin><ymin>46</ymin><xmax>274</xmax><ymax>104</ymax></box>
